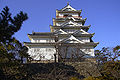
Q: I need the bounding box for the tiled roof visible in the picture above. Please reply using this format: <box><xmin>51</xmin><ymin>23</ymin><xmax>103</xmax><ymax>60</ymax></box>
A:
<box><xmin>24</xmin><ymin>42</ymin><xmax>99</xmax><ymax>47</ymax></box>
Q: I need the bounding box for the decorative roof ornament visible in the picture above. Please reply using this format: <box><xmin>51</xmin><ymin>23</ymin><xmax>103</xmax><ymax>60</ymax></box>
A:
<box><xmin>67</xmin><ymin>2</ymin><xmax>69</xmax><ymax>5</ymax></box>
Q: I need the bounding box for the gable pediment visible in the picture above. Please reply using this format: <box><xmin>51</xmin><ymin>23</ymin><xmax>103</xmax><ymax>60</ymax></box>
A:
<box><xmin>73</xmin><ymin>29</ymin><xmax>89</xmax><ymax>34</ymax></box>
<box><xmin>55</xmin><ymin>29</ymin><xmax>67</xmax><ymax>34</ymax></box>
<box><xmin>61</xmin><ymin>5</ymin><xmax>76</xmax><ymax>11</ymax></box>
<box><xmin>61</xmin><ymin>21</ymin><xmax>80</xmax><ymax>27</ymax></box>
<box><xmin>59</xmin><ymin>35</ymin><xmax>84</xmax><ymax>43</ymax></box>
<box><xmin>65</xmin><ymin>17</ymin><xmax>76</xmax><ymax>21</ymax></box>
<box><xmin>65</xmin><ymin>39</ymin><xmax>80</xmax><ymax>43</ymax></box>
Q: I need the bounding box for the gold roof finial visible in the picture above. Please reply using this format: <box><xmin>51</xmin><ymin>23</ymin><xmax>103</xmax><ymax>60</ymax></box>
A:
<box><xmin>67</xmin><ymin>2</ymin><xmax>69</xmax><ymax>5</ymax></box>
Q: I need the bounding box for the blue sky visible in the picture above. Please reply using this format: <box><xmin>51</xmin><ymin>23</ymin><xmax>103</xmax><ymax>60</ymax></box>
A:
<box><xmin>0</xmin><ymin>0</ymin><xmax>120</xmax><ymax>50</ymax></box>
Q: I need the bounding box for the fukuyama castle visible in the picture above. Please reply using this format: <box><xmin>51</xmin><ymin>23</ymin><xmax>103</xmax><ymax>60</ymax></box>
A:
<box><xmin>24</xmin><ymin>3</ymin><xmax>99</xmax><ymax>62</ymax></box>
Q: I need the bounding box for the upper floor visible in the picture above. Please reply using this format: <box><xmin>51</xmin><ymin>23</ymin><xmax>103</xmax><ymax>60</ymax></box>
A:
<box><xmin>56</xmin><ymin>3</ymin><xmax>82</xmax><ymax>19</ymax></box>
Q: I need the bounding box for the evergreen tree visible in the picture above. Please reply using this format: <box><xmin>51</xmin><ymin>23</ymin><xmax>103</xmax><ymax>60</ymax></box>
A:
<box><xmin>0</xmin><ymin>6</ymin><xmax>28</xmax><ymax>43</ymax></box>
<box><xmin>0</xmin><ymin>6</ymin><xmax>30</xmax><ymax>79</ymax></box>
<box><xmin>0</xmin><ymin>6</ymin><xmax>28</xmax><ymax>63</ymax></box>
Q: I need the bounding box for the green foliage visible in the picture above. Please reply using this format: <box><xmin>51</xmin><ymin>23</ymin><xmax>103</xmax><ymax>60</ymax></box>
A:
<box><xmin>95</xmin><ymin>46</ymin><xmax>120</xmax><ymax>64</ymax></box>
<box><xmin>0</xmin><ymin>43</ymin><xmax>14</xmax><ymax>63</ymax></box>
<box><xmin>0</xmin><ymin>6</ymin><xmax>29</xmax><ymax>80</ymax></box>
<box><xmin>0</xmin><ymin>6</ymin><xmax>28</xmax><ymax>43</ymax></box>
<box><xmin>0</xmin><ymin>63</ymin><xmax>84</xmax><ymax>80</ymax></box>
<box><xmin>94</xmin><ymin>46</ymin><xmax>120</xmax><ymax>80</ymax></box>
<box><xmin>99</xmin><ymin>61</ymin><xmax>120</xmax><ymax>80</ymax></box>
<box><xmin>0</xmin><ymin>6</ymin><xmax>29</xmax><ymax>63</ymax></box>
<box><xmin>7</xmin><ymin>38</ymin><xmax>30</xmax><ymax>62</ymax></box>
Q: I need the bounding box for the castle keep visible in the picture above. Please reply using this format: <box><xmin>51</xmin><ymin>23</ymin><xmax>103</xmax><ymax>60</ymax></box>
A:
<box><xmin>24</xmin><ymin>3</ymin><xmax>98</xmax><ymax>62</ymax></box>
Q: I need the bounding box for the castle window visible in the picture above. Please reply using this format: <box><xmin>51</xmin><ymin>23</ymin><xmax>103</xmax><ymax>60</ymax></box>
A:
<box><xmin>64</xmin><ymin>14</ymin><xmax>69</xmax><ymax>17</ymax></box>
<box><xmin>42</xmin><ymin>56</ymin><xmax>45</xmax><ymax>59</ymax></box>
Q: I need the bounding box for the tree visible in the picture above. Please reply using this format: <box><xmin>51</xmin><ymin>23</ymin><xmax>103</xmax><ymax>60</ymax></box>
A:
<box><xmin>94</xmin><ymin>46</ymin><xmax>120</xmax><ymax>80</ymax></box>
<box><xmin>0</xmin><ymin>6</ymin><xmax>29</xmax><ymax>79</ymax></box>
<box><xmin>0</xmin><ymin>6</ymin><xmax>28</xmax><ymax>44</ymax></box>
<box><xmin>95</xmin><ymin>46</ymin><xmax>120</xmax><ymax>64</ymax></box>
<box><xmin>100</xmin><ymin>61</ymin><xmax>120</xmax><ymax>80</ymax></box>
<box><xmin>7</xmin><ymin>38</ymin><xmax>30</xmax><ymax>63</ymax></box>
<box><xmin>0</xmin><ymin>6</ymin><xmax>28</xmax><ymax>62</ymax></box>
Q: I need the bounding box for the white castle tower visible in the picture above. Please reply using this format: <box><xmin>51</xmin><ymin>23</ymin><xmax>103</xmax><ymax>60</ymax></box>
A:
<box><xmin>24</xmin><ymin>3</ymin><xmax>99</xmax><ymax>62</ymax></box>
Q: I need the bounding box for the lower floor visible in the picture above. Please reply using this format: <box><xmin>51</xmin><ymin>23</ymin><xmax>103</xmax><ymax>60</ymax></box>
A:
<box><xmin>26</xmin><ymin>44</ymin><xmax>95</xmax><ymax>61</ymax></box>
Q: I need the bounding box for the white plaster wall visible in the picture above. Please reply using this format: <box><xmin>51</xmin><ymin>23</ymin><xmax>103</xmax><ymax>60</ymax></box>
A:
<box><xmin>66</xmin><ymin>40</ymin><xmax>80</xmax><ymax>43</ymax></box>
<box><xmin>31</xmin><ymin>38</ymin><xmax>55</xmax><ymax>43</ymax></box>
<box><xmin>80</xmin><ymin>47</ymin><xmax>95</xmax><ymax>56</ymax></box>
<box><xmin>56</xmin><ymin>22</ymin><xmax>63</xmax><ymax>26</ymax></box>
<box><xmin>27</xmin><ymin>46</ymin><xmax>94</xmax><ymax>61</ymax></box>
<box><xmin>59</xmin><ymin>13</ymin><xmax>78</xmax><ymax>17</ymax></box>
<box><xmin>28</xmin><ymin>46</ymin><xmax>56</xmax><ymax>60</ymax></box>
<box><xmin>78</xmin><ymin>37</ymin><xmax>90</xmax><ymax>42</ymax></box>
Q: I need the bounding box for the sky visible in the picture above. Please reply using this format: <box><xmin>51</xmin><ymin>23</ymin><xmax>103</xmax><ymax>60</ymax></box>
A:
<box><xmin>0</xmin><ymin>0</ymin><xmax>120</xmax><ymax>50</ymax></box>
